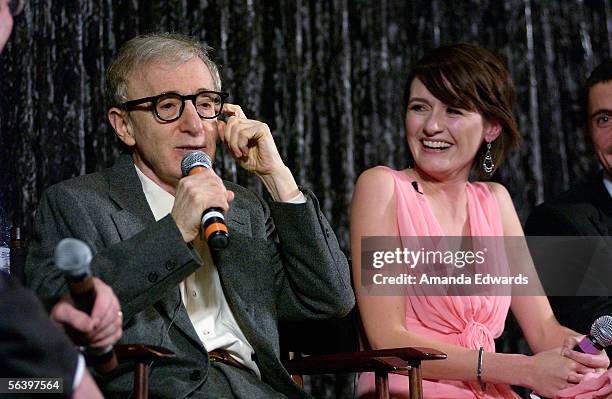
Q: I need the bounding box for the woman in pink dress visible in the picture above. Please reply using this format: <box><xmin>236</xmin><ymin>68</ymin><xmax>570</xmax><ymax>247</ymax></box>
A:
<box><xmin>351</xmin><ymin>44</ymin><xmax>610</xmax><ymax>399</ymax></box>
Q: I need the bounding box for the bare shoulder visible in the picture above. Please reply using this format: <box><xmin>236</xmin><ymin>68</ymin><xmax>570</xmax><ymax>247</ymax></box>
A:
<box><xmin>482</xmin><ymin>181</ymin><xmax>523</xmax><ymax>235</ymax></box>
<box><xmin>352</xmin><ymin>167</ymin><xmax>402</xmax><ymax>218</ymax></box>
<box><xmin>357</xmin><ymin>166</ymin><xmax>396</xmax><ymax>185</ymax></box>
<box><xmin>352</xmin><ymin>167</ymin><xmax>401</xmax><ymax>238</ymax></box>
<box><xmin>354</xmin><ymin>166</ymin><xmax>397</xmax><ymax>198</ymax></box>
<box><xmin>482</xmin><ymin>181</ymin><xmax>513</xmax><ymax>206</ymax></box>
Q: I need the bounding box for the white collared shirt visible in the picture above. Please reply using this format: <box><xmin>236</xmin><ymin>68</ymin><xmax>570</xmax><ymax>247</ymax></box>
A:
<box><xmin>134</xmin><ymin>165</ymin><xmax>260</xmax><ymax>377</ymax></box>
<box><xmin>603</xmin><ymin>173</ymin><xmax>612</xmax><ymax>198</ymax></box>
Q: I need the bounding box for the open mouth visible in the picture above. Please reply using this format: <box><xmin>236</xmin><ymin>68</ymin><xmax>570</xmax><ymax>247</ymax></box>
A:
<box><xmin>421</xmin><ymin>140</ymin><xmax>452</xmax><ymax>150</ymax></box>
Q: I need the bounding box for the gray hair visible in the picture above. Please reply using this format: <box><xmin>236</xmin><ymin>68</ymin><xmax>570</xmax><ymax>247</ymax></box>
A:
<box><xmin>105</xmin><ymin>33</ymin><xmax>222</xmax><ymax>108</ymax></box>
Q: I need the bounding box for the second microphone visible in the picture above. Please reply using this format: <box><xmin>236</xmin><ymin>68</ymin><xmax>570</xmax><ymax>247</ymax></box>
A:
<box><xmin>180</xmin><ymin>151</ymin><xmax>229</xmax><ymax>250</ymax></box>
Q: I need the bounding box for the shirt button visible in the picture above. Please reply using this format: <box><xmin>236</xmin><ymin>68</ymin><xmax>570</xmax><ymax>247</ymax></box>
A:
<box><xmin>203</xmin><ymin>329</ymin><xmax>210</xmax><ymax>335</ymax></box>
<box><xmin>192</xmin><ymin>290</ymin><xmax>197</xmax><ymax>297</ymax></box>
<box><xmin>147</xmin><ymin>272</ymin><xmax>159</xmax><ymax>283</ymax></box>
<box><xmin>165</xmin><ymin>260</ymin><xmax>176</xmax><ymax>270</ymax></box>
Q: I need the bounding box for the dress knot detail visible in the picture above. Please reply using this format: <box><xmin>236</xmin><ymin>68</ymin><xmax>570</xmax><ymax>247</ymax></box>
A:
<box><xmin>458</xmin><ymin>320</ymin><xmax>495</xmax><ymax>352</ymax></box>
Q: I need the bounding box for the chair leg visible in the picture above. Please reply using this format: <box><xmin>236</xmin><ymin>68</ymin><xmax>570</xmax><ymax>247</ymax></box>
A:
<box><xmin>408</xmin><ymin>364</ymin><xmax>422</xmax><ymax>399</ymax></box>
<box><xmin>134</xmin><ymin>362</ymin><xmax>149</xmax><ymax>399</ymax></box>
<box><xmin>374</xmin><ymin>370</ymin><xmax>389</xmax><ymax>399</ymax></box>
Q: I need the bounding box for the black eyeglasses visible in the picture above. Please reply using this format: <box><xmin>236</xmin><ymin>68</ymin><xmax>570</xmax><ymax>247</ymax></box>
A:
<box><xmin>119</xmin><ymin>90</ymin><xmax>229</xmax><ymax>122</ymax></box>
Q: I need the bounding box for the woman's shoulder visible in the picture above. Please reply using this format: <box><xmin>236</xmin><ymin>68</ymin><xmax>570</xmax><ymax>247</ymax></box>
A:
<box><xmin>356</xmin><ymin>167</ymin><xmax>394</xmax><ymax>195</ymax></box>
<box><xmin>475</xmin><ymin>181</ymin><xmax>522</xmax><ymax>235</ymax></box>
<box><xmin>477</xmin><ymin>181</ymin><xmax>513</xmax><ymax>205</ymax></box>
<box><xmin>354</xmin><ymin>166</ymin><xmax>410</xmax><ymax>203</ymax></box>
<box><xmin>358</xmin><ymin>166</ymin><xmax>412</xmax><ymax>185</ymax></box>
<box><xmin>470</xmin><ymin>181</ymin><xmax>512</xmax><ymax>204</ymax></box>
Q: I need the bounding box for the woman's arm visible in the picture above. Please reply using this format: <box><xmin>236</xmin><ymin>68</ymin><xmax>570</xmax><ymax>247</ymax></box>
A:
<box><xmin>350</xmin><ymin>170</ymin><xmax>563</xmax><ymax>391</ymax></box>
<box><xmin>488</xmin><ymin>182</ymin><xmax>609</xmax><ymax>393</ymax></box>
<box><xmin>487</xmin><ymin>182</ymin><xmax>577</xmax><ymax>351</ymax></box>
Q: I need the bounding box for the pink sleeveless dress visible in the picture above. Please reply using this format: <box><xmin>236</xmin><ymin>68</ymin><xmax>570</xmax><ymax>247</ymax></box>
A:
<box><xmin>357</xmin><ymin>167</ymin><xmax>519</xmax><ymax>399</ymax></box>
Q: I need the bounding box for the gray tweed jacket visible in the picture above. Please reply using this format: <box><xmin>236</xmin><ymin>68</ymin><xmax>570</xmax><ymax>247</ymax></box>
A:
<box><xmin>25</xmin><ymin>155</ymin><xmax>354</xmax><ymax>399</ymax></box>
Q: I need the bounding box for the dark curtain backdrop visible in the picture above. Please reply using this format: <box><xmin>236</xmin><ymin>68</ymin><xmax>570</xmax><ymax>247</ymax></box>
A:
<box><xmin>0</xmin><ymin>1</ymin><xmax>610</xmax><ymax>397</ymax></box>
<box><xmin>1</xmin><ymin>0</ymin><xmax>611</xmax><ymax>249</ymax></box>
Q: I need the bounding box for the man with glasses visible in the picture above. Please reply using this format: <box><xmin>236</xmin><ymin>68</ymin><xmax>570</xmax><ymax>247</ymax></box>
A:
<box><xmin>25</xmin><ymin>33</ymin><xmax>354</xmax><ymax>398</ymax></box>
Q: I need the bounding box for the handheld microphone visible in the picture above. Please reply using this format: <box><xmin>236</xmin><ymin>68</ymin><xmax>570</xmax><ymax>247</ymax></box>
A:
<box><xmin>54</xmin><ymin>238</ymin><xmax>118</xmax><ymax>374</ymax></box>
<box><xmin>575</xmin><ymin>315</ymin><xmax>612</xmax><ymax>354</ymax></box>
<box><xmin>180</xmin><ymin>151</ymin><xmax>229</xmax><ymax>250</ymax></box>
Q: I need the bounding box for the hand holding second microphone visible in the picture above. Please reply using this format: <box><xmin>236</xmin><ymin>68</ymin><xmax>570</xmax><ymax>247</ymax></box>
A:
<box><xmin>51</xmin><ymin>277</ymin><xmax>123</xmax><ymax>349</ymax></box>
<box><xmin>54</xmin><ymin>238</ymin><xmax>120</xmax><ymax>373</ymax></box>
<box><xmin>560</xmin><ymin>338</ymin><xmax>610</xmax><ymax>375</ymax></box>
<box><xmin>558</xmin><ymin>316</ymin><xmax>612</xmax><ymax>375</ymax></box>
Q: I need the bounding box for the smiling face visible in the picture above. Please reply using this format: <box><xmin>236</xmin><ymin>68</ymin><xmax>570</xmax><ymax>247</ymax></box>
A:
<box><xmin>108</xmin><ymin>57</ymin><xmax>218</xmax><ymax>193</ymax></box>
<box><xmin>588</xmin><ymin>81</ymin><xmax>612</xmax><ymax>178</ymax></box>
<box><xmin>405</xmin><ymin>78</ymin><xmax>500</xmax><ymax>181</ymax></box>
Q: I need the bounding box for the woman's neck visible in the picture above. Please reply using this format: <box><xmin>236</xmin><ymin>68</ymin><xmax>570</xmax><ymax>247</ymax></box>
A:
<box><xmin>410</xmin><ymin>167</ymin><xmax>468</xmax><ymax>201</ymax></box>
<box><xmin>408</xmin><ymin>167</ymin><xmax>470</xmax><ymax>235</ymax></box>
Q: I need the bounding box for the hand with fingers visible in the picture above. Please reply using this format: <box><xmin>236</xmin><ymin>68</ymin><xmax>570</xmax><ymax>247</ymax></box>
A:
<box><xmin>171</xmin><ymin>166</ymin><xmax>235</xmax><ymax>243</ymax></box>
<box><xmin>527</xmin><ymin>335</ymin><xmax>610</xmax><ymax>398</ymax></box>
<box><xmin>550</xmin><ymin>335</ymin><xmax>612</xmax><ymax>398</ymax></box>
<box><xmin>556</xmin><ymin>369</ymin><xmax>612</xmax><ymax>399</ymax></box>
<box><xmin>50</xmin><ymin>277</ymin><xmax>123</xmax><ymax>348</ymax></box>
<box><xmin>525</xmin><ymin>346</ymin><xmax>598</xmax><ymax>398</ymax></box>
<box><xmin>217</xmin><ymin>104</ymin><xmax>285</xmax><ymax>175</ymax></box>
<box><xmin>561</xmin><ymin>335</ymin><xmax>610</xmax><ymax>372</ymax></box>
<box><xmin>217</xmin><ymin>104</ymin><xmax>300</xmax><ymax>201</ymax></box>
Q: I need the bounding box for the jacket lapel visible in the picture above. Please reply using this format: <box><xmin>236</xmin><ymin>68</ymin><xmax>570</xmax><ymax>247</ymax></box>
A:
<box><xmin>105</xmin><ymin>156</ymin><xmax>205</xmax><ymax>350</ymax></box>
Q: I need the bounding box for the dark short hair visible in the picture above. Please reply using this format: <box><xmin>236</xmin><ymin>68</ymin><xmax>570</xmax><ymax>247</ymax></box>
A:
<box><xmin>584</xmin><ymin>59</ymin><xmax>612</xmax><ymax>135</ymax></box>
<box><xmin>586</xmin><ymin>59</ymin><xmax>612</xmax><ymax>89</ymax></box>
<box><xmin>403</xmin><ymin>43</ymin><xmax>521</xmax><ymax>179</ymax></box>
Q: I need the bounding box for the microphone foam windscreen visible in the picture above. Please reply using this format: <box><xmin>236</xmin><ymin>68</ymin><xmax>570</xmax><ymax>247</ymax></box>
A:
<box><xmin>54</xmin><ymin>238</ymin><xmax>93</xmax><ymax>277</ymax></box>
<box><xmin>591</xmin><ymin>315</ymin><xmax>612</xmax><ymax>348</ymax></box>
<box><xmin>181</xmin><ymin>151</ymin><xmax>212</xmax><ymax>177</ymax></box>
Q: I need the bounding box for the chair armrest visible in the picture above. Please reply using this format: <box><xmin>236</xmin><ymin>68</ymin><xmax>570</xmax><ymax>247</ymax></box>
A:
<box><xmin>282</xmin><ymin>347</ymin><xmax>446</xmax><ymax>375</ymax></box>
<box><xmin>115</xmin><ymin>344</ymin><xmax>175</xmax><ymax>364</ymax></box>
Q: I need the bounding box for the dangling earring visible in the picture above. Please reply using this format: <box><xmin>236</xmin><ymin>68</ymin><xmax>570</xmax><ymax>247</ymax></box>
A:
<box><xmin>482</xmin><ymin>142</ymin><xmax>495</xmax><ymax>176</ymax></box>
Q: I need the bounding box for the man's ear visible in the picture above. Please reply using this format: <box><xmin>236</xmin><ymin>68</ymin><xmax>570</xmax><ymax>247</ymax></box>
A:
<box><xmin>484</xmin><ymin>120</ymin><xmax>502</xmax><ymax>143</ymax></box>
<box><xmin>108</xmin><ymin>107</ymin><xmax>135</xmax><ymax>147</ymax></box>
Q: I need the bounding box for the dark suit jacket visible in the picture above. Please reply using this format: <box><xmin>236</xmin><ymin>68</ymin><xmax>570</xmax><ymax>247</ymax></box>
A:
<box><xmin>24</xmin><ymin>155</ymin><xmax>355</xmax><ymax>399</ymax></box>
<box><xmin>526</xmin><ymin>172</ymin><xmax>612</xmax><ymax>353</ymax></box>
<box><xmin>0</xmin><ymin>272</ymin><xmax>79</xmax><ymax>397</ymax></box>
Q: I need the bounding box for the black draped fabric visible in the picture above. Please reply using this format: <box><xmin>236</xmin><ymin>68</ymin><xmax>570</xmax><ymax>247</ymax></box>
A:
<box><xmin>1</xmin><ymin>0</ymin><xmax>611</xmax><ymax>247</ymax></box>
<box><xmin>0</xmin><ymin>1</ymin><xmax>610</xmax><ymax>397</ymax></box>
